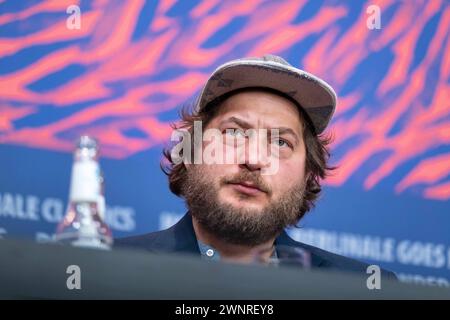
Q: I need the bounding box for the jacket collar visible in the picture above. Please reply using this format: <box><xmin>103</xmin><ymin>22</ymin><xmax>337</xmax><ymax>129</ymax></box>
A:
<box><xmin>163</xmin><ymin>212</ymin><xmax>326</xmax><ymax>267</ymax></box>
<box><xmin>154</xmin><ymin>211</ymin><xmax>201</xmax><ymax>254</ymax></box>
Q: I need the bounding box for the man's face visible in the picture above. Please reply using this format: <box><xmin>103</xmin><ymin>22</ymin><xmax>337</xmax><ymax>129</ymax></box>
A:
<box><xmin>183</xmin><ymin>90</ymin><xmax>308</xmax><ymax>246</ymax></box>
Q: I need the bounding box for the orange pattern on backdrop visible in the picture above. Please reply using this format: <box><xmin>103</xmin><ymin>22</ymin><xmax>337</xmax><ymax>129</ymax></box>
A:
<box><xmin>0</xmin><ymin>0</ymin><xmax>448</xmax><ymax>200</ymax></box>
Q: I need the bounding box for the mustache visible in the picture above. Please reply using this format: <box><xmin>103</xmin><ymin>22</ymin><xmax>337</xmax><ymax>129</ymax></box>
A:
<box><xmin>221</xmin><ymin>172</ymin><xmax>271</xmax><ymax>194</ymax></box>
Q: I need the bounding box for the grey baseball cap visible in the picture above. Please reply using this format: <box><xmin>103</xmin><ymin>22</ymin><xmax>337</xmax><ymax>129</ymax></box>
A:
<box><xmin>196</xmin><ymin>54</ymin><xmax>337</xmax><ymax>134</ymax></box>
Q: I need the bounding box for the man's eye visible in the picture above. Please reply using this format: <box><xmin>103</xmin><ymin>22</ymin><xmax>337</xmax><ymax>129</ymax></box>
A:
<box><xmin>272</xmin><ymin>138</ymin><xmax>291</xmax><ymax>148</ymax></box>
<box><xmin>224</xmin><ymin>129</ymin><xmax>246</xmax><ymax>137</ymax></box>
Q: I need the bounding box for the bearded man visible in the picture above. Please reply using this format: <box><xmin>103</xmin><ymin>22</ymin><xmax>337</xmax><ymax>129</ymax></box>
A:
<box><xmin>116</xmin><ymin>55</ymin><xmax>396</xmax><ymax>278</ymax></box>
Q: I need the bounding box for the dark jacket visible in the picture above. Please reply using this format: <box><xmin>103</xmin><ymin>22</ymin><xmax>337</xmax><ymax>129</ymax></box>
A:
<box><xmin>115</xmin><ymin>212</ymin><xmax>397</xmax><ymax>279</ymax></box>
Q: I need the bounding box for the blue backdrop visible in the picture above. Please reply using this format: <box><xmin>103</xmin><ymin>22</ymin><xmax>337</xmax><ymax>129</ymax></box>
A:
<box><xmin>0</xmin><ymin>0</ymin><xmax>449</xmax><ymax>286</ymax></box>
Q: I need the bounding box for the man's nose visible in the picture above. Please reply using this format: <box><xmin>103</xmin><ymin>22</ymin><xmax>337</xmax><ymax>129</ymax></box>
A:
<box><xmin>238</xmin><ymin>134</ymin><xmax>271</xmax><ymax>172</ymax></box>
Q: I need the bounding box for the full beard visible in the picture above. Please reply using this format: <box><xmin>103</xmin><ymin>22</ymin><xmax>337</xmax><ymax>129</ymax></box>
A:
<box><xmin>182</xmin><ymin>165</ymin><xmax>306</xmax><ymax>246</ymax></box>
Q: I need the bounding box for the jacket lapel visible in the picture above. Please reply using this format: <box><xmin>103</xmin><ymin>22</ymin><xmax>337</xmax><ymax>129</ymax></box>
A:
<box><xmin>155</xmin><ymin>212</ymin><xmax>200</xmax><ymax>254</ymax></box>
<box><xmin>166</xmin><ymin>213</ymin><xmax>327</xmax><ymax>268</ymax></box>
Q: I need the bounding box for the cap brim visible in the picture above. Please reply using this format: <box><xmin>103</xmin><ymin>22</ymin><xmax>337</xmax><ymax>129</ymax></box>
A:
<box><xmin>197</xmin><ymin>59</ymin><xmax>337</xmax><ymax>134</ymax></box>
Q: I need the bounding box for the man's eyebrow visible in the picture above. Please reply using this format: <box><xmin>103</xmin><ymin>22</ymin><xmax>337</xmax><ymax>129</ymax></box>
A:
<box><xmin>219</xmin><ymin>116</ymin><xmax>301</xmax><ymax>145</ymax></box>
<box><xmin>218</xmin><ymin>116</ymin><xmax>252</xmax><ymax>129</ymax></box>
<box><xmin>275</xmin><ymin>127</ymin><xmax>300</xmax><ymax>145</ymax></box>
